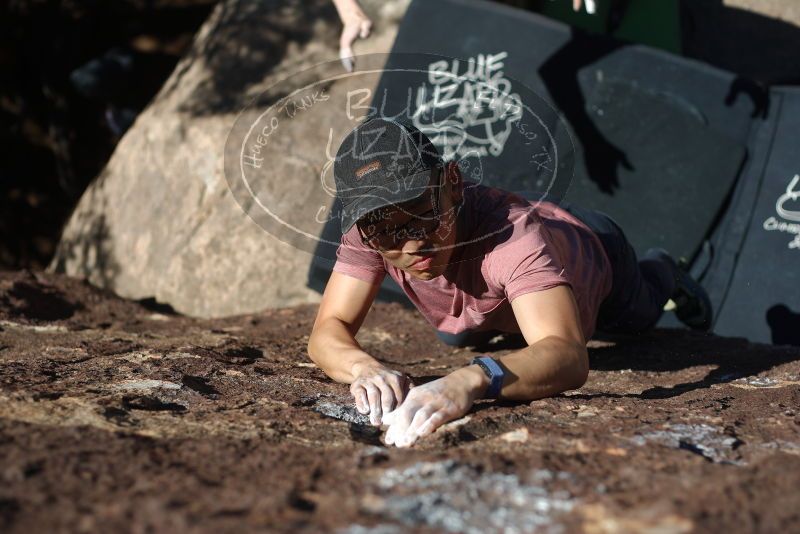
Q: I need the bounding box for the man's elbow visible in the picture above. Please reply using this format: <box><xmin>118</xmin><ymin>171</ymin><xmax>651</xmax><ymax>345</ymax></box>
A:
<box><xmin>567</xmin><ymin>342</ymin><xmax>589</xmax><ymax>390</ymax></box>
<box><xmin>306</xmin><ymin>335</ymin><xmax>316</xmax><ymax>362</ymax></box>
<box><xmin>306</xmin><ymin>323</ymin><xmax>325</xmax><ymax>365</ymax></box>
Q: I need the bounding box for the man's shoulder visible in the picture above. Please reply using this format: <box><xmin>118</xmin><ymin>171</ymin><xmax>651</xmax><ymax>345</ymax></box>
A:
<box><xmin>452</xmin><ymin>183</ymin><xmax>555</xmax><ymax>284</ymax></box>
<box><xmin>463</xmin><ymin>181</ymin><xmax>529</xmax><ymax>208</ymax></box>
<box><xmin>461</xmin><ymin>182</ymin><xmax>544</xmax><ymax>235</ymax></box>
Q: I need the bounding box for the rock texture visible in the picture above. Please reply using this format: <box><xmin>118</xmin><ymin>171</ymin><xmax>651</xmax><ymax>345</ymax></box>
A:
<box><xmin>1</xmin><ymin>270</ymin><xmax>799</xmax><ymax>532</ymax></box>
<box><xmin>50</xmin><ymin>0</ymin><xmax>408</xmax><ymax>317</ymax></box>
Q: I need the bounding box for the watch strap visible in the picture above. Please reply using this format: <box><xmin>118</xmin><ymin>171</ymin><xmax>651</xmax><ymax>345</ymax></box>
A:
<box><xmin>471</xmin><ymin>356</ymin><xmax>504</xmax><ymax>399</ymax></box>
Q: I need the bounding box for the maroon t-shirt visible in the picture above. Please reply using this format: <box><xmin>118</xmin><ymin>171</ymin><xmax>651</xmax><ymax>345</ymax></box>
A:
<box><xmin>332</xmin><ymin>182</ymin><xmax>613</xmax><ymax>340</ymax></box>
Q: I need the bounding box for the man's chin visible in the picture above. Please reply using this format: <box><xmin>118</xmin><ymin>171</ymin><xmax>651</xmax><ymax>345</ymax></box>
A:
<box><xmin>410</xmin><ymin>270</ymin><xmax>436</xmax><ymax>281</ymax></box>
<box><xmin>407</xmin><ymin>263</ymin><xmax>447</xmax><ymax>280</ymax></box>
<box><xmin>402</xmin><ymin>248</ymin><xmax>455</xmax><ymax>279</ymax></box>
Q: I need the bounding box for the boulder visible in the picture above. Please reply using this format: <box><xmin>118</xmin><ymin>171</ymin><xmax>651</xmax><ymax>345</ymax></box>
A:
<box><xmin>50</xmin><ymin>0</ymin><xmax>409</xmax><ymax>317</ymax></box>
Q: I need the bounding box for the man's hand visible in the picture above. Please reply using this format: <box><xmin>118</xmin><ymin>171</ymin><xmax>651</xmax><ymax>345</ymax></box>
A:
<box><xmin>350</xmin><ymin>361</ymin><xmax>412</xmax><ymax>426</ymax></box>
<box><xmin>382</xmin><ymin>366</ymin><xmax>486</xmax><ymax>448</ymax></box>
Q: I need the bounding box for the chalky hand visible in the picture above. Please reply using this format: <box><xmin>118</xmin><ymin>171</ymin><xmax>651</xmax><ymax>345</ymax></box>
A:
<box><xmin>382</xmin><ymin>372</ymin><xmax>479</xmax><ymax>448</ymax></box>
<box><xmin>350</xmin><ymin>362</ymin><xmax>412</xmax><ymax>426</ymax></box>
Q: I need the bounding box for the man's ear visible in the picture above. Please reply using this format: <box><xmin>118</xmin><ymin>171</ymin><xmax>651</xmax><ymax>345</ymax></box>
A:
<box><xmin>444</xmin><ymin>161</ymin><xmax>463</xmax><ymax>205</ymax></box>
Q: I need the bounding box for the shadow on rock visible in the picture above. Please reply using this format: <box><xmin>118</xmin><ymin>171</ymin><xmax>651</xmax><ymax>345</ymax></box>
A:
<box><xmin>164</xmin><ymin>0</ymin><xmax>340</xmax><ymax>117</ymax></box>
<box><xmin>767</xmin><ymin>304</ymin><xmax>800</xmax><ymax>347</ymax></box>
<box><xmin>0</xmin><ymin>271</ymin><xmax>83</xmax><ymax>321</ymax></box>
<box><xmin>582</xmin><ymin>328</ymin><xmax>800</xmax><ymax>399</ymax></box>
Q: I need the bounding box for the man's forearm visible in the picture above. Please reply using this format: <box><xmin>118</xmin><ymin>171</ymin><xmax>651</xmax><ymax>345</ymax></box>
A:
<box><xmin>454</xmin><ymin>335</ymin><xmax>589</xmax><ymax>402</ymax></box>
<box><xmin>307</xmin><ymin>317</ymin><xmax>380</xmax><ymax>383</ymax></box>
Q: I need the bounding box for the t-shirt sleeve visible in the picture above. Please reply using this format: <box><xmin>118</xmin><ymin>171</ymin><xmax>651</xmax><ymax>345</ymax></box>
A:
<box><xmin>489</xmin><ymin>219</ymin><xmax>572</xmax><ymax>302</ymax></box>
<box><xmin>332</xmin><ymin>226</ymin><xmax>387</xmax><ymax>284</ymax></box>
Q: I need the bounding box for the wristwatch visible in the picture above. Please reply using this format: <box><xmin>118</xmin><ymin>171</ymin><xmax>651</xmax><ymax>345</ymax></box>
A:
<box><xmin>471</xmin><ymin>356</ymin><xmax>505</xmax><ymax>399</ymax></box>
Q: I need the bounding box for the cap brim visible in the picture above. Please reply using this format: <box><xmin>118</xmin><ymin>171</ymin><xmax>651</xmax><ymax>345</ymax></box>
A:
<box><xmin>339</xmin><ymin>169</ymin><xmax>434</xmax><ymax>234</ymax></box>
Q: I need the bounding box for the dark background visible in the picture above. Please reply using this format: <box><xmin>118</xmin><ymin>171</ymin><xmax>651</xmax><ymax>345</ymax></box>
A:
<box><xmin>1</xmin><ymin>0</ymin><xmax>217</xmax><ymax>269</ymax></box>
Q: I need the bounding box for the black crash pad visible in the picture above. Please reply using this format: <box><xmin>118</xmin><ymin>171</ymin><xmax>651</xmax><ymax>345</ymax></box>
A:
<box><xmin>384</xmin><ymin>0</ymin><xmax>753</xmax><ymax>262</ymax></box>
<box><xmin>700</xmin><ymin>87</ymin><xmax>800</xmax><ymax>345</ymax></box>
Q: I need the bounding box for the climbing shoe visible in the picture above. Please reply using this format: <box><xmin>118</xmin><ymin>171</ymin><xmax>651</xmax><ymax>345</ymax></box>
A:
<box><xmin>644</xmin><ymin>248</ymin><xmax>713</xmax><ymax>331</ymax></box>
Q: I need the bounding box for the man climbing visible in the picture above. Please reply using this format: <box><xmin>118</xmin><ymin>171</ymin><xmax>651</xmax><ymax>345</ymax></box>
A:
<box><xmin>307</xmin><ymin>117</ymin><xmax>711</xmax><ymax>448</ymax></box>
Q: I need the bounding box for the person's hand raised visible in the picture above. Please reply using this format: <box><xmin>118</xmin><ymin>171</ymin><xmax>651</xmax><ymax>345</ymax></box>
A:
<box><xmin>335</xmin><ymin>0</ymin><xmax>373</xmax><ymax>72</ymax></box>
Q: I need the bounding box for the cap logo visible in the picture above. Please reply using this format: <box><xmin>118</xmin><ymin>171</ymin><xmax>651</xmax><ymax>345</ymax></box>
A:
<box><xmin>355</xmin><ymin>160</ymin><xmax>382</xmax><ymax>180</ymax></box>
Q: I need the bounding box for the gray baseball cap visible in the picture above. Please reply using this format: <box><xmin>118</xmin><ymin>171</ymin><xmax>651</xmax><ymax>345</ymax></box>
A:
<box><xmin>333</xmin><ymin>117</ymin><xmax>442</xmax><ymax>233</ymax></box>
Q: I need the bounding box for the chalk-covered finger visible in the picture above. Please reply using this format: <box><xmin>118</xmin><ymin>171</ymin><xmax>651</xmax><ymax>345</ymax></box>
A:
<box><xmin>416</xmin><ymin>412</ymin><xmax>447</xmax><ymax>438</ymax></box>
<box><xmin>385</xmin><ymin>405</ymin><xmax>417</xmax><ymax>446</ymax></box>
<box><xmin>351</xmin><ymin>384</ymin><xmax>369</xmax><ymax>414</ymax></box>
<box><xmin>397</xmin><ymin>407</ymin><xmax>434</xmax><ymax>447</ymax></box>
<box><xmin>381</xmin><ymin>408</ymin><xmax>397</xmax><ymax>427</ymax></box>
<box><xmin>364</xmin><ymin>383</ymin><xmax>382</xmax><ymax>425</ymax></box>
<box><xmin>375</xmin><ymin>378</ymin><xmax>396</xmax><ymax>415</ymax></box>
<box><xmin>385</xmin><ymin>374</ymin><xmax>407</xmax><ymax>407</ymax></box>
<box><xmin>405</xmin><ymin>406</ymin><xmax>434</xmax><ymax>438</ymax></box>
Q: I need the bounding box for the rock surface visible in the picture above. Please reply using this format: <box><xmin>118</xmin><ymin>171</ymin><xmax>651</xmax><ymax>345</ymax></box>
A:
<box><xmin>49</xmin><ymin>0</ymin><xmax>408</xmax><ymax>317</ymax></box>
<box><xmin>1</xmin><ymin>270</ymin><xmax>799</xmax><ymax>532</ymax></box>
